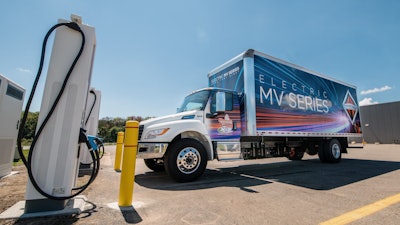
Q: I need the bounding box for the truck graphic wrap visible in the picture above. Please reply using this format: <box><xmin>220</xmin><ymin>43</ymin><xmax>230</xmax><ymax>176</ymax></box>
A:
<box><xmin>206</xmin><ymin>99</ymin><xmax>242</xmax><ymax>140</ymax></box>
<box><xmin>254</xmin><ymin>54</ymin><xmax>361</xmax><ymax>135</ymax></box>
<box><xmin>208</xmin><ymin>60</ymin><xmax>244</xmax><ymax>94</ymax></box>
<box><xmin>208</xmin><ymin>60</ymin><xmax>244</xmax><ymax>139</ymax></box>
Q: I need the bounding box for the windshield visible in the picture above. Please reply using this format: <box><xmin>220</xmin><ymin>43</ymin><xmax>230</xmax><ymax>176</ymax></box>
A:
<box><xmin>177</xmin><ymin>90</ymin><xmax>210</xmax><ymax>112</ymax></box>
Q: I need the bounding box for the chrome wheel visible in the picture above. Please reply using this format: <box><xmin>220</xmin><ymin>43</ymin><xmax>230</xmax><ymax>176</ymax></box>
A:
<box><xmin>176</xmin><ymin>147</ymin><xmax>201</xmax><ymax>174</ymax></box>
<box><xmin>165</xmin><ymin>138</ymin><xmax>207</xmax><ymax>182</ymax></box>
<box><xmin>331</xmin><ymin>143</ymin><xmax>341</xmax><ymax>159</ymax></box>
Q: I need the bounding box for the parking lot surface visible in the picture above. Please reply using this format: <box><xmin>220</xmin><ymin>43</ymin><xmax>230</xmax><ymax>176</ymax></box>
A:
<box><xmin>1</xmin><ymin>144</ymin><xmax>399</xmax><ymax>224</ymax></box>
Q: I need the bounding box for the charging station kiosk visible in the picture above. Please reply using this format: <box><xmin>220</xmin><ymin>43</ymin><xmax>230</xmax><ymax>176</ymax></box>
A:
<box><xmin>80</xmin><ymin>88</ymin><xmax>101</xmax><ymax>165</ymax></box>
<box><xmin>0</xmin><ymin>74</ymin><xmax>25</xmax><ymax>178</ymax></box>
<box><xmin>24</xmin><ymin>15</ymin><xmax>97</xmax><ymax>213</ymax></box>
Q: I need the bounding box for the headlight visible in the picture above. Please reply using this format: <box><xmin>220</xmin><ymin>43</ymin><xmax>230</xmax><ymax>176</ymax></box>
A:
<box><xmin>145</xmin><ymin>128</ymin><xmax>170</xmax><ymax>139</ymax></box>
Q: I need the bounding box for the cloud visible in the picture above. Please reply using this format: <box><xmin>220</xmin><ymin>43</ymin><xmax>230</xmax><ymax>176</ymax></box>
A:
<box><xmin>359</xmin><ymin>97</ymin><xmax>378</xmax><ymax>106</ymax></box>
<box><xmin>17</xmin><ymin>67</ymin><xmax>33</xmax><ymax>74</ymax></box>
<box><xmin>360</xmin><ymin>85</ymin><xmax>392</xmax><ymax>95</ymax></box>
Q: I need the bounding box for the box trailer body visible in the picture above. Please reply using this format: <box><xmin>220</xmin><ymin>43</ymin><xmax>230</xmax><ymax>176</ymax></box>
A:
<box><xmin>208</xmin><ymin>49</ymin><xmax>361</xmax><ymax>137</ymax></box>
<box><xmin>137</xmin><ymin>49</ymin><xmax>362</xmax><ymax>182</ymax></box>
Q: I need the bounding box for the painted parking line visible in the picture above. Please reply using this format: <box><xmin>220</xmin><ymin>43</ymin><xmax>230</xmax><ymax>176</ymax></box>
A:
<box><xmin>320</xmin><ymin>193</ymin><xmax>400</xmax><ymax>225</ymax></box>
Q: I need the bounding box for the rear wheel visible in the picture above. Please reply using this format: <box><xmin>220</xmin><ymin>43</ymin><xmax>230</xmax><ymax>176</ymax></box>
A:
<box><xmin>318</xmin><ymin>141</ymin><xmax>327</xmax><ymax>162</ymax></box>
<box><xmin>287</xmin><ymin>147</ymin><xmax>304</xmax><ymax>160</ymax></box>
<box><xmin>306</xmin><ymin>143</ymin><xmax>319</xmax><ymax>156</ymax></box>
<box><xmin>164</xmin><ymin>138</ymin><xmax>207</xmax><ymax>182</ymax></box>
<box><xmin>144</xmin><ymin>159</ymin><xmax>165</xmax><ymax>172</ymax></box>
<box><xmin>319</xmin><ymin>139</ymin><xmax>342</xmax><ymax>163</ymax></box>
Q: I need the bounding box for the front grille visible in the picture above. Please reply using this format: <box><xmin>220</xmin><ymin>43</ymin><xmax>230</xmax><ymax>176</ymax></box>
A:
<box><xmin>138</xmin><ymin>125</ymin><xmax>144</xmax><ymax>140</ymax></box>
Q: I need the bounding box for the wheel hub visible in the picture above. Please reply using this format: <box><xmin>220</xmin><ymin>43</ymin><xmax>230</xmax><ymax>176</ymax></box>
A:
<box><xmin>185</xmin><ymin>156</ymin><xmax>194</xmax><ymax>164</ymax></box>
<box><xmin>177</xmin><ymin>147</ymin><xmax>201</xmax><ymax>174</ymax></box>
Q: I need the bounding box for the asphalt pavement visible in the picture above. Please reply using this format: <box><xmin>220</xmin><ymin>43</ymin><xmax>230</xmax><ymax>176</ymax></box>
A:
<box><xmin>1</xmin><ymin>144</ymin><xmax>399</xmax><ymax>225</ymax></box>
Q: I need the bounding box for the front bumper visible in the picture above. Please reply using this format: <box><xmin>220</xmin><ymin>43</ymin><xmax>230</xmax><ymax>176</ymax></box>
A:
<box><xmin>137</xmin><ymin>142</ymin><xmax>169</xmax><ymax>159</ymax></box>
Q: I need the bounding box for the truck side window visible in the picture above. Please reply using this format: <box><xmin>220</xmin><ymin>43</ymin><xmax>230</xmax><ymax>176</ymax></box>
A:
<box><xmin>211</xmin><ymin>92</ymin><xmax>233</xmax><ymax>113</ymax></box>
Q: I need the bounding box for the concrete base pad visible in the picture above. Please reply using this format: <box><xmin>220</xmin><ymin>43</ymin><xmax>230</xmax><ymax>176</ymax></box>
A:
<box><xmin>0</xmin><ymin>195</ymin><xmax>89</xmax><ymax>219</ymax></box>
<box><xmin>106</xmin><ymin>201</ymin><xmax>144</xmax><ymax>210</ymax></box>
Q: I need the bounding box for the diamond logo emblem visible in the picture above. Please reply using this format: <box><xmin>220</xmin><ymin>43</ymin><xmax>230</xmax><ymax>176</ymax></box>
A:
<box><xmin>343</xmin><ymin>90</ymin><xmax>358</xmax><ymax>124</ymax></box>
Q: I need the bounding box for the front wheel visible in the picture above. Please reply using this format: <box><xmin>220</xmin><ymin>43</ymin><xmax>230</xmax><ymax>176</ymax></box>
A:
<box><xmin>144</xmin><ymin>159</ymin><xmax>165</xmax><ymax>172</ymax></box>
<box><xmin>164</xmin><ymin>138</ymin><xmax>207</xmax><ymax>182</ymax></box>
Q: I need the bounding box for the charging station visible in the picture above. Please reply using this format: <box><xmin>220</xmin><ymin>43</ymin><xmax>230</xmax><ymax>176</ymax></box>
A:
<box><xmin>24</xmin><ymin>15</ymin><xmax>97</xmax><ymax>213</ymax></box>
<box><xmin>79</xmin><ymin>88</ymin><xmax>101</xmax><ymax>165</ymax></box>
<box><xmin>0</xmin><ymin>74</ymin><xmax>25</xmax><ymax>178</ymax></box>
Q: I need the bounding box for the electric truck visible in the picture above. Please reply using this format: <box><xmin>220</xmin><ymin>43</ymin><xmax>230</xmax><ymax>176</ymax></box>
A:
<box><xmin>137</xmin><ymin>49</ymin><xmax>362</xmax><ymax>182</ymax></box>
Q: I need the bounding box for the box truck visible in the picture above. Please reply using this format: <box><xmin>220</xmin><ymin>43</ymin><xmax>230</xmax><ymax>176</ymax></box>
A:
<box><xmin>137</xmin><ymin>49</ymin><xmax>362</xmax><ymax>182</ymax></box>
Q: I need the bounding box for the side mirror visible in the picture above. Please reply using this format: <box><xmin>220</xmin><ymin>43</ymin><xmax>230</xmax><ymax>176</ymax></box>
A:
<box><xmin>215</xmin><ymin>92</ymin><xmax>226</xmax><ymax>112</ymax></box>
<box><xmin>206</xmin><ymin>112</ymin><xmax>219</xmax><ymax>118</ymax></box>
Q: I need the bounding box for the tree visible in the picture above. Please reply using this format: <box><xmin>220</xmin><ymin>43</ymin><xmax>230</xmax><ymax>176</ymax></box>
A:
<box><xmin>97</xmin><ymin>116</ymin><xmax>151</xmax><ymax>142</ymax></box>
<box><xmin>20</xmin><ymin>111</ymin><xmax>39</xmax><ymax>140</ymax></box>
<box><xmin>19</xmin><ymin>112</ymin><xmax>151</xmax><ymax>143</ymax></box>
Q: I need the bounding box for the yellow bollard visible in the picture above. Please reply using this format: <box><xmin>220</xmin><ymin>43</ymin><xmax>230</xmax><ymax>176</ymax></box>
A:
<box><xmin>118</xmin><ymin>121</ymin><xmax>139</xmax><ymax>207</ymax></box>
<box><xmin>114</xmin><ymin>132</ymin><xmax>124</xmax><ymax>172</ymax></box>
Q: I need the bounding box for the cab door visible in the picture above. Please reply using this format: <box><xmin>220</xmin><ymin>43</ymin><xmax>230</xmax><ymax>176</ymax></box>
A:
<box><xmin>205</xmin><ymin>91</ymin><xmax>242</xmax><ymax>160</ymax></box>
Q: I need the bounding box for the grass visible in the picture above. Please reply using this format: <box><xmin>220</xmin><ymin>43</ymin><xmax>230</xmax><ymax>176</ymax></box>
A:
<box><xmin>13</xmin><ymin>149</ymin><xmax>29</xmax><ymax>166</ymax></box>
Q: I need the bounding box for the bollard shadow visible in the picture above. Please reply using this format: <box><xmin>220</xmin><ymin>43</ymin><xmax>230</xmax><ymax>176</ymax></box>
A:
<box><xmin>119</xmin><ymin>206</ymin><xmax>143</xmax><ymax>224</ymax></box>
<box><xmin>135</xmin><ymin>158</ymin><xmax>400</xmax><ymax>192</ymax></box>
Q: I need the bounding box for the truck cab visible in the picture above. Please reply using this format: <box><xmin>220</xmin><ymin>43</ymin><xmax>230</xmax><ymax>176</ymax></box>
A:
<box><xmin>137</xmin><ymin>87</ymin><xmax>241</xmax><ymax>182</ymax></box>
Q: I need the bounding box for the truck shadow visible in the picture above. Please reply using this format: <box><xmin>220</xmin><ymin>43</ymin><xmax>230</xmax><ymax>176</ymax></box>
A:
<box><xmin>134</xmin><ymin>159</ymin><xmax>400</xmax><ymax>191</ymax></box>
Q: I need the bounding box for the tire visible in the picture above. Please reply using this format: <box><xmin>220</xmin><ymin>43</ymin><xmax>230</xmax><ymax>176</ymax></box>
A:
<box><xmin>306</xmin><ymin>143</ymin><xmax>319</xmax><ymax>156</ymax></box>
<box><xmin>323</xmin><ymin>139</ymin><xmax>342</xmax><ymax>163</ymax></box>
<box><xmin>164</xmin><ymin>138</ymin><xmax>207</xmax><ymax>182</ymax></box>
<box><xmin>144</xmin><ymin>159</ymin><xmax>165</xmax><ymax>172</ymax></box>
<box><xmin>287</xmin><ymin>148</ymin><xmax>304</xmax><ymax>160</ymax></box>
<box><xmin>318</xmin><ymin>141</ymin><xmax>328</xmax><ymax>163</ymax></box>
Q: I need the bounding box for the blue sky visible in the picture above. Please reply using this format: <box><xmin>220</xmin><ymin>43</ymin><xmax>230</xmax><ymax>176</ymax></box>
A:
<box><xmin>1</xmin><ymin>0</ymin><xmax>399</xmax><ymax>118</ymax></box>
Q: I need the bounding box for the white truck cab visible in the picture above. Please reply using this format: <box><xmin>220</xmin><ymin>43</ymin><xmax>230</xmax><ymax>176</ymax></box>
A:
<box><xmin>138</xmin><ymin>88</ymin><xmax>240</xmax><ymax>181</ymax></box>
